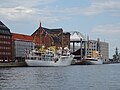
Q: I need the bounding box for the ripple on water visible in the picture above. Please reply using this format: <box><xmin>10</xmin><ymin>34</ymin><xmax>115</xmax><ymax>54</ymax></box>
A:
<box><xmin>0</xmin><ymin>64</ymin><xmax>120</xmax><ymax>90</ymax></box>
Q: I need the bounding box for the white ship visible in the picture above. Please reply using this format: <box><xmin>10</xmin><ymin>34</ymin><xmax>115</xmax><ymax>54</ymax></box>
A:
<box><xmin>80</xmin><ymin>57</ymin><xmax>103</xmax><ymax>65</ymax></box>
<box><xmin>80</xmin><ymin>51</ymin><xmax>103</xmax><ymax>65</ymax></box>
<box><xmin>25</xmin><ymin>47</ymin><xmax>74</xmax><ymax>66</ymax></box>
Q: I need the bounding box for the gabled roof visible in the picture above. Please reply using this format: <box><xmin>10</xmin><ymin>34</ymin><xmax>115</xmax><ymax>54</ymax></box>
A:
<box><xmin>12</xmin><ymin>33</ymin><xmax>33</xmax><ymax>42</ymax></box>
<box><xmin>0</xmin><ymin>21</ymin><xmax>10</xmax><ymax>30</ymax></box>
<box><xmin>42</xmin><ymin>27</ymin><xmax>62</xmax><ymax>43</ymax></box>
<box><xmin>0</xmin><ymin>21</ymin><xmax>11</xmax><ymax>35</ymax></box>
<box><xmin>32</xmin><ymin>26</ymin><xmax>63</xmax><ymax>43</ymax></box>
<box><xmin>31</xmin><ymin>27</ymin><xmax>63</xmax><ymax>36</ymax></box>
<box><xmin>42</xmin><ymin>27</ymin><xmax>63</xmax><ymax>34</ymax></box>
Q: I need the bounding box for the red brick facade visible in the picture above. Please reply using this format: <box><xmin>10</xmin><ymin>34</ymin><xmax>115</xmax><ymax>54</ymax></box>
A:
<box><xmin>0</xmin><ymin>21</ymin><xmax>71</xmax><ymax>62</ymax></box>
<box><xmin>0</xmin><ymin>21</ymin><xmax>12</xmax><ymax>62</ymax></box>
<box><xmin>32</xmin><ymin>26</ymin><xmax>63</xmax><ymax>48</ymax></box>
<box><xmin>63</xmin><ymin>32</ymin><xmax>71</xmax><ymax>48</ymax></box>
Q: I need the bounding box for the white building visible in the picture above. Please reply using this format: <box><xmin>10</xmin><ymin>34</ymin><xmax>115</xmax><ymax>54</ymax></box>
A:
<box><xmin>14</xmin><ymin>40</ymin><xmax>33</xmax><ymax>57</ymax></box>
<box><xmin>88</xmin><ymin>40</ymin><xmax>109</xmax><ymax>62</ymax></box>
<box><xmin>70</xmin><ymin>31</ymin><xmax>109</xmax><ymax>62</ymax></box>
<box><xmin>12</xmin><ymin>33</ymin><xmax>33</xmax><ymax>61</ymax></box>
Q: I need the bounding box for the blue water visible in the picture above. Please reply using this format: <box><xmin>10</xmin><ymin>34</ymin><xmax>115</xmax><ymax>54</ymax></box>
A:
<box><xmin>0</xmin><ymin>64</ymin><xmax>120</xmax><ymax>90</ymax></box>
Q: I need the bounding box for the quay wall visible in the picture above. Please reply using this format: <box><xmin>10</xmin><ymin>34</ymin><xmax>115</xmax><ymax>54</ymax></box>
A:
<box><xmin>0</xmin><ymin>62</ymin><xmax>27</xmax><ymax>67</ymax></box>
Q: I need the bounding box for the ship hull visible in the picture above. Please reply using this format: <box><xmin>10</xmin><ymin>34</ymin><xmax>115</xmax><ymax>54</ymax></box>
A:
<box><xmin>25</xmin><ymin>55</ymin><xmax>74</xmax><ymax>66</ymax></box>
<box><xmin>80</xmin><ymin>59</ymin><xmax>103</xmax><ymax>65</ymax></box>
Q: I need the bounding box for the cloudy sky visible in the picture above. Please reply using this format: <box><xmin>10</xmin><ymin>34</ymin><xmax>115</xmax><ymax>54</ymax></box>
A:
<box><xmin>0</xmin><ymin>0</ymin><xmax>120</xmax><ymax>58</ymax></box>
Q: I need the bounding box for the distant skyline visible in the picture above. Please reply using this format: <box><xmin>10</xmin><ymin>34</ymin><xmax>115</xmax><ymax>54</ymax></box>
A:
<box><xmin>0</xmin><ymin>0</ymin><xmax>120</xmax><ymax>58</ymax></box>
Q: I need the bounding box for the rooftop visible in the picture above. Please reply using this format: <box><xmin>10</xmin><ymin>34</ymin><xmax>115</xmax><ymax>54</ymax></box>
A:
<box><xmin>70</xmin><ymin>31</ymin><xmax>86</xmax><ymax>41</ymax></box>
<box><xmin>0</xmin><ymin>21</ymin><xmax>9</xmax><ymax>30</ymax></box>
<box><xmin>12</xmin><ymin>33</ymin><xmax>33</xmax><ymax>41</ymax></box>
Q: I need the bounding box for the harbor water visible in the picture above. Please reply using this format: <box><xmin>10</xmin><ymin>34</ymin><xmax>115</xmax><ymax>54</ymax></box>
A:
<box><xmin>0</xmin><ymin>64</ymin><xmax>120</xmax><ymax>90</ymax></box>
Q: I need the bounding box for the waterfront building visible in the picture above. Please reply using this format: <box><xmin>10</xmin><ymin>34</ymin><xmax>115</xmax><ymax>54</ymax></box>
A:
<box><xmin>12</xmin><ymin>33</ymin><xmax>33</xmax><ymax>61</ymax></box>
<box><xmin>0</xmin><ymin>21</ymin><xmax>12</xmax><ymax>62</ymax></box>
<box><xmin>70</xmin><ymin>31</ymin><xmax>109</xmax><ymax>62</ymax></box>
<box><xmin>100</xmin><ymin>41</ymin><xmax>109</xmax><ymax>62</ymax></box>
<box><xmin>63</xmin><ymin>32</ymin><xmax>71</xmax><ymax>49</ymax></box>
<box><xmin>87</xmin><ymin>39</ymin><xmax>109</xmax><ymax>62</ymax></box>
<box><xmin>32</xmin><ymin>23</ymin><xmax>63</xmax><ymax>48</ymax></box>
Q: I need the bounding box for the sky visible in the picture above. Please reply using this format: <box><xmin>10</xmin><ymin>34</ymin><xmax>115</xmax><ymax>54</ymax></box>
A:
<box><xmin>0</xmin><ymin>0</ymin><xmax>120</xmax><ymax>58</ymax></box>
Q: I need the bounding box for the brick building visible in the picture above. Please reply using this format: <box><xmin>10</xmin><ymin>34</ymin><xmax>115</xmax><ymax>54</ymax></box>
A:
<box><xmin>63</xmin><ymin>32</ymin><xmax>71</xmax><ymax>48</ymax></box>
<box><xmin>32</xmin><ymin>23</ymin><xmax>63</xmax><ymax>48</ymax></box>
<box><xmin>0</xmin><ymin>21</ymin><xmax>12</xmax><ymax>62</ymax></box>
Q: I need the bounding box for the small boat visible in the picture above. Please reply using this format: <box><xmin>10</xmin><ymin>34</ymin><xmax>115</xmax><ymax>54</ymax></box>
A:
<box><xmin>80</xmin><ymin>51</ymin><xmax>103</xmax><ymax>65</ymax></box>
<box><xmin>80</xmin><ymin>58</ymin><xmax>103</xmax><ymax>65</ymax></box>
<box><xmin>25</xmin><ymin>47</ymin><xmax>74</xmax><ymax>66</ymax></box>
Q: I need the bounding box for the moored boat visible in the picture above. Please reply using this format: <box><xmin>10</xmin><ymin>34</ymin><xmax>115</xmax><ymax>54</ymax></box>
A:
<box><xmin>80</xmin><ymin>58</ymin><xmax>103</xmax><ymax>65</ymax></box>
<box><xmin>25</xmin><ymin>47</ymin><xmax>74</xmax><ymax>66</ymax></box>
<box><xmin>80</xmin><ymin>51</ymin><xmax>103</xmax><ymax>65</ymax></box>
